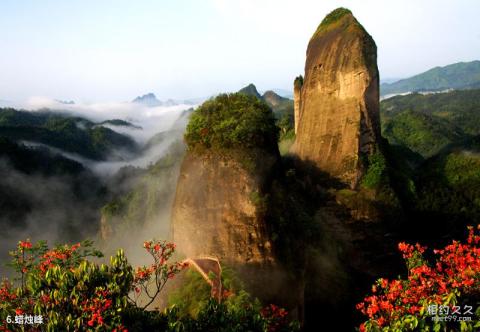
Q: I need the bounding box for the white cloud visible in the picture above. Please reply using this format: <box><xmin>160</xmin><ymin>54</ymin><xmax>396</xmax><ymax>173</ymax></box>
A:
<box><xmin>21</xmin><ymin>97</ymin><xmax>193</xmax><ymax>144</ymax></box>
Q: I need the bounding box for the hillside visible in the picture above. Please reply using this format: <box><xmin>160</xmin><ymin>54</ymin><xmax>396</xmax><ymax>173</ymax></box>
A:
<box><xmin>0</xmin><ymin>108</ymin><xmax>139</xmax><ymax>160</ymax></box>
<box><xmin>380</xmin><ymin>60</ymin><xmax>480</xmax><ymax>96</ymax></box>
<box><xmin>415</xmin><ymin>135</ymin><xmax>480</xmax><ymax>231</ymax></box>
<box><xmin>382</xmin><ymin>110</ymin><xmax>467</xmax><ymax>158</ymax></box>
<box><xmin>381</xmin><ymin>89</ymin><xmax>480</xmax><ymax>157</ymax></box>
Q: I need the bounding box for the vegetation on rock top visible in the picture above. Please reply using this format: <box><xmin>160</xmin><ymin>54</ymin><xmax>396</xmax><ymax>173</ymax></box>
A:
<box><xmin>294</xmin><ymin>76</ymin><xmax>303</xmax><ymax>89</ymax></box>
<box><xmin>310</xmin><ymin>7</ymin><xmax>371</xmax><ymax>44</ymax></box>
<box><xmin>184</xmin><ymin>93</ymin><xmax>279</xmax><ymax>152</ymax></box>
<box><xmin>315</xmin><ymin>7</ymin><xmax>352</xmax><ymax>33</ymax></box>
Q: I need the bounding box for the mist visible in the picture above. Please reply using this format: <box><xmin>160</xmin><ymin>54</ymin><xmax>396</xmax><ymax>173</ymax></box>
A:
<box><xmin>22</xmin><ymin>97</ymin><xmax>193</xmax><ymax>142</ymax></box>
<box><xmin>0</xmin><ymin>158</ymin><xmax>103</xmax><ymax>276</ymax></box>
<box><xmin>0</xmin><ymin>97</ymin><xmax>193</xmax><ymax>278</ymax></box>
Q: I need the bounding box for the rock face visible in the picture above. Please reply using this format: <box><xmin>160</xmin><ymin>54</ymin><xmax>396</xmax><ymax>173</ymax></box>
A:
<box><xmin>293</xmin><ymin>8</ymin><xmax>380</xmax><ymax>188</ymax></box>
<box><xmin>172</xmin><ymin>93</ymin><xmax>281</xmax><ymax>266</ymax></box>
<box><xmin>172</xmin><ymin>150</ymin><xmax>276</xmax><ymax>265</ymax></box>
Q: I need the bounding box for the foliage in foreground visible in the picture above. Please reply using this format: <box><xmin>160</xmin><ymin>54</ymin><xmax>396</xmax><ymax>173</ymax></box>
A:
<box><xmin>357</xmin><ymin>226</ymin><xmax>480</xmax><ymax>331</ymax></box>
<box><xmin>0</xmin><ymin>239</ymin><xmax>298</xmax><ymax>332</ymax></box>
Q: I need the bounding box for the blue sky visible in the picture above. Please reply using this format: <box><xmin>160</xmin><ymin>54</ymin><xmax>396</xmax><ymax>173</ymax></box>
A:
<box><xmin>1</xmin><ymin>0</ymin><xmax>479</xmax><ymax>102</ymax></box>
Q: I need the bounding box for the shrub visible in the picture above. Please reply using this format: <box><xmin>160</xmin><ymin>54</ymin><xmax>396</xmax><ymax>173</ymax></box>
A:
<box><xmin>362</xmin><ymin>152</ymin><xmax>387</xmax><ymax>189</ymax></box>
<box><xmin>0</xmin><ymin>239</ymin><xmax>298</xmax><ymax>331</ymax></box>
<box><xmin>2</xmin><ymin>240</ymin><xmax>130</xmax><ymax>331</ymax></box>
<box><xmin>0</xmin><ymin>239</ymin><xmax>186</xmax><ymax>331</ymax></box>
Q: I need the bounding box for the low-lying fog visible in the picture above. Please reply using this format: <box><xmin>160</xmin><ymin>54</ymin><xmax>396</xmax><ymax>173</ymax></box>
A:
<box><xmin>0</xmin><ymin>97</ymin><xmax>195</xmax><ymax>276</ymax></box>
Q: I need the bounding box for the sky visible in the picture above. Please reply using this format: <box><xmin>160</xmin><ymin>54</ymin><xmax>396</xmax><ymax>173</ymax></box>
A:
<box><xmin>0</xmin><ymin>0</ymin><xmax>479</xmax><ymax>103</ymax></box>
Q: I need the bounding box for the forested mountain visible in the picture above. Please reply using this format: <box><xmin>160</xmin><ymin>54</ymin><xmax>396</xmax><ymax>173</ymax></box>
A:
<box><xmin>0</xmin><ymin>108</ymin><xmax>138</xmax><ymax>160</ymax></box>
<box><xmin>381</xmin><ymin>89</ymin><xmax>480</xmax><ymax>157</ymax></box>
<box><xmin>380</xmin><ymin>60</ymin><xmax>480</xmax><ymax>96</ymax></box>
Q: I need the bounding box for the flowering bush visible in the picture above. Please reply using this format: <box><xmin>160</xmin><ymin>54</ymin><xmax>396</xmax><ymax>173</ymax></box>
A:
<box><xmin>0</xmin><ymin>238</ymin><xmax>298</xmax><ymax>331</ymax></box>
<box><xmin>129</xmin><ymin>240</ymin><xmax>188</xmax><ymax>310</ymax></box>
<box><xmin>357</xmin><ymin>226</ymin><xmax>480</xmax><ymax>331</ymax></box>
<box><xmin>0</xmin><ymin>239</ymin><xmax>186</xmax><ymax>331</ymax></box>
<box><xmin>1</xmin><ymin>239</ymin><xmax>131</xmax><ymax>331</ymax></box>
<box><xmin>260</xmin><ymin>304</ymin><xmax>290</xmax><ymax>332</ymax></box>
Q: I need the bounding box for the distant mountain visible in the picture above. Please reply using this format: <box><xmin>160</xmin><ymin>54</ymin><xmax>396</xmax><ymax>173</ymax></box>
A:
<box><xmin>381</xmin><ymin>60</ymin><xmax>480</xmax><ymax>96</ymax></box>
<box><xmin>238</xmin><ymin>84</ymin><xmax>294</xmax><ymax>119</ymax></box>
<box><xmin>380</xmin><ymin>78</ymin><xmax>403</xmax><ymax>84</ymax></box>
<box><xmin>381</xmin><ymin>89</ymin><xmax>480</xmax><ymax>158</ymax></box>
<box><xmin>132</xmin><ymin>93</ymin><xmax>162</xmax><ymax>107</ymax></box>
<box><xmin>55</xmin><ymin>99</ymin><xmax>75</xmax><ymax>105</ymax></box>
<box><xmin>238</xmin><ymin>83</ymin><xmax>262</xmax><ymax>99</ymax></box>
<box><xmin>132</xmin><ymin>93</ymin><xmax>201</xmax><ymax>107</ymax></box>
<box><xmin>270</xmin><ymin>88</ymin><xmax>293</xmax><ymax>99</ymax></box>
<box><xmin>261</xmin><ymin>90</ymin><xmax>293</xmax><ymax>119</ymax></box>
<box><xmin>262</xmin><ymin>90</ymin><xmax>289</xmax><ymax>107</ymax></box>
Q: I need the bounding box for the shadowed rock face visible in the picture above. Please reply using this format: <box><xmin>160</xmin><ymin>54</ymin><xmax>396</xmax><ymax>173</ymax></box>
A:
<box><xmin>293</xmin><ymin>8</ymin><xmax>380</xmax><ymax>188</ymax></box>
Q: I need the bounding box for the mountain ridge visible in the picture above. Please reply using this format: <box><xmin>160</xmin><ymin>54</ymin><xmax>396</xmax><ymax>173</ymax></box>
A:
<box><xmin>381</xmin><ymin>60</ymin><xmax>480</xmax><ymax>96</ymax></box>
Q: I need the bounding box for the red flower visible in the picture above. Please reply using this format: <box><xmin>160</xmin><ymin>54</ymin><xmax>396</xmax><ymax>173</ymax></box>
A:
<box><xmin>358</xmin><ymin>225</ymin><xmax>480</xmax><ymax>330</ymax></box>
<box><xmin>19</xmin><ymin>240</ymin><xmax>32</xmax><ymax>249</ymax></box>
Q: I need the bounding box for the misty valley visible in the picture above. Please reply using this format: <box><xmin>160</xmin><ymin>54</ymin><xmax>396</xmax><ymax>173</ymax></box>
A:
<box><xmin>1</xmin><ymin>4</ymin><xmax>480</xmax><ymax>332</ymax></box>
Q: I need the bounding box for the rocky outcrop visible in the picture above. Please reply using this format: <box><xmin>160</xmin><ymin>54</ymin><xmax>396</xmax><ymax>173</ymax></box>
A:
<box><xmin>293</xmin><ymin>76</ymin><xmax>303</xmax><ymax>134</ymax></box>
<box><xmin>172</xmin><ymin>150</ymin><xmax>277</xmax><ymax>265</ymax></box>
<box><xmin>170</xmin><ymin>93</ymin><xmax>307</xmax><ymax>309</ymax></box>
<box><xmin>171</xmin><ymin>93</ymin><xmax>282</xmax><ymax>266</ymax></box>
<box><xmin>292</xmin><ymin>8</ymin><xmax>380</xmax><ymax>188</ymax></box>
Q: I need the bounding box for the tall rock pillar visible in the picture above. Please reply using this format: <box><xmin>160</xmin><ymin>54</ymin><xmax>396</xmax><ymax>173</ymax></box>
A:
<box><xmin>292</xmin><ymin>8</ymin><xmax>380</xmax><ymax>188</ymax></box>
